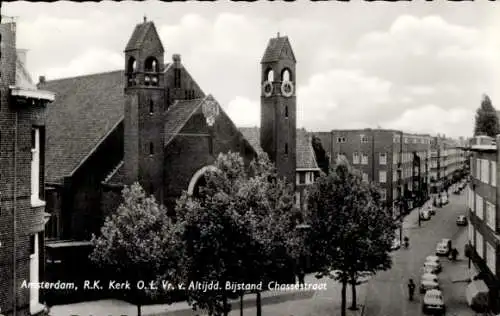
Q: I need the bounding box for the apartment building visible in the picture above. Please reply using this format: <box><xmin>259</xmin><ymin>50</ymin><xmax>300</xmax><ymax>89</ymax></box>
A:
<box><xmin>315</xmin><ymin>129</ymin><xmax>432</xmax><ymax>218</ymax></box>
<box><xmin>0</xmin><ymin>17</ymin><xmax>55</xmax><ymax>316</ymax></box>
<box><xmin>430</xmin><ymin>135</ymin><xmax>468</xmax><ymax>195</ymax></box>
<box><xmin>467</xmin><ymin>135</ymin><xmax>500</xmax><ymax>313</ymax></box>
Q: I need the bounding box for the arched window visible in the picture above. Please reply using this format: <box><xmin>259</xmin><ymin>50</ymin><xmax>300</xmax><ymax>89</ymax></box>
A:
<box><xmin>265</xmin><ymin>68</ymin><xmax>274</xmax><ymax>82</ymax></box>
<box><xmin>145</xmin><ymin>57</ymin><xmax>159</xmax><ymax>72</ymax></box>
<box><xmin>281</xmin><ymin>68</ymin><xmax>292</xmax><ymax>82</ymax></box>
<box><xmin>127</xmin><ymin>57</ymin><xmax>136</xmax><ymax>73</ymax></box>
<box><xmin>127</xmin><ymin>57</ymin><xmax>137</xmax><ymax>87</ymax></box>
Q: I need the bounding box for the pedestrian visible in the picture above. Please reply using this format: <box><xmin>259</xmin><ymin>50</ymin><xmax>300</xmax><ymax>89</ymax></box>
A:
<box><xmin>408</xmin><ymin>278</ymin><xmax>415</xmax><ymax>301</ymax></box>
<box><xmin>298</xmin><ymin>269</ymin><xmax>305</xmax><ymax>285</ymax></box>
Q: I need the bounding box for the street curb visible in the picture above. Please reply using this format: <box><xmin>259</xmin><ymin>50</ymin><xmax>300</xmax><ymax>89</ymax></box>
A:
<box><xmin>146</xmin><ymin>291</ymin><xmax>315</xmax><ymax>316</ymax></box>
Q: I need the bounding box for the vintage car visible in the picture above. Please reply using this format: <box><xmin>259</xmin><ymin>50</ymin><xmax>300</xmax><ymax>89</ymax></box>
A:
<box><xmin>423</xmin><ymin>261</ymin><xmax>441</xmax><ymax>274</ymax></box>
<box><xmin>420</xmin><ymin>280</ymin><xmax>440</xmax><ymax>294</ymax></box>
<box><xmin>457</xmin><ymin>215</ymin><xmax>467</xmax><ymax>226</ymax></box>
<box><xmin>422</xmin><ymin>289</ymin><xmax>446</xmax><ymax>315</ymax></box>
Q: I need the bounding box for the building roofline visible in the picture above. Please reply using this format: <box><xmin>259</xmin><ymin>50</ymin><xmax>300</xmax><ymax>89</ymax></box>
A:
<box><xmin>67</xmin><ymin>116</ymin><xmax>124</xmax><ymax>178</ymax></box>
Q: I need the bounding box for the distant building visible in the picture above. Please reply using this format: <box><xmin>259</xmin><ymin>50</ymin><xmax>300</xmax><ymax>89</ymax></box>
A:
<box><xmin>467</xmin><ymin>135</ymin><xmax>500</xmax><ymax>313</ymax></box>
<box><xmin>429</xmin><ymin>135</ymin><xmax>467</xmax><ymax>196</ymax></box>
<box><xmin>0</xmin><ymin>19</ymin><xmax>55</xmax><ymax>316</ymax></box>
<box><xmin>315</xmin><ymin>129</ymin><xmax>432</xmax><ymax>218</ymax></box>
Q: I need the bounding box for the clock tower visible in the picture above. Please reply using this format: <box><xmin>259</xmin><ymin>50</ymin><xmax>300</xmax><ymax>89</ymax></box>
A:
<box><xmin>260</xmin><ymin>33</ymin><xmax>297</xmax><ymax>185</ymax></box>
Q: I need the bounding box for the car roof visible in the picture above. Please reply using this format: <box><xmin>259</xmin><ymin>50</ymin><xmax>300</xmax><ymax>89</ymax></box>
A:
<box><xmin>421</xmin><ymin>279</ymin><xmax>439</xmax><ymax>285</ymax></box>
<box><xmin>424</xmin><ymin>261</ymin><xmax>438</xmax><ymax>266</ymax></box>
<box><xmin>425</xmin><ymin>289</ymin><xmax>442</xmax><ymax>296</ymax></box>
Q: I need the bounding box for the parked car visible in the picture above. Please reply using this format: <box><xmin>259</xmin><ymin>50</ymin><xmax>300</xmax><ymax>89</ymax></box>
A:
<box><xmin>457</xmin><ymin>215</ymin><xmax>467</xmax><ymax>226</ymax></box>
<box><xmin>436</xmin><ymin>242</ymin><xmax>450</xmax><ymax>257</ymax></box>
<box><xmin>391</xmin><ymin>238</ymin><xmax>401</xmax><ymax>250</ymax></box>
<box><xmin>441</xmin><ymin>238</ymin><xmax>452</xmax><ymax>249</ymax></box>
<box><xmin>423</xmin><ymin>260</ymin><xmax>441</xmax><ymax>274</ymax></box>
<box><xmin>427</xmin><ymin>205</ymin><xmax>435</xmax><ymax>215</ymax></box>
<box><xmin>421</xmin><ymin>273</ymin><xmax>439</xmax><ymax>284</ymax></box>
<box><xmin>425</xmin><ymin>255</ymin><xmax>441</xmax><ymax>266</ymax></box>
<box><xmin>422</xmin><ymin>289</ymin><xmax>446</xmax><ymax>315</ymax></box>
<box><xmin>440</xmin><ymin>195</ymin><xmax>448</xmax><ymax>205</ymax></box>
<box><xmin>420</xmin><ymin>279</ymin><xmax>440</xmax><ymax>294</ymax></box>
<box><xmin>420</xmin><ymin>210</ymin><xmax>431</xmax><ymax>221</ymax></box>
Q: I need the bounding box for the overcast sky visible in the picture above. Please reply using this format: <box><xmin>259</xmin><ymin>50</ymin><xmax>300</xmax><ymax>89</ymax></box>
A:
<box><xmin>4</xmin><ymin>1</ymin><xmax>500</xmax><ymax>138</ymax></box>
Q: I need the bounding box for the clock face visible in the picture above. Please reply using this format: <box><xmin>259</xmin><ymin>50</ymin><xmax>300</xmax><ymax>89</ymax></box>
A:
<box><xmin>263</xmin><ymin>81</ymin><xmax>273</xmax><ymax>97</ymax></box>
<box><xmin>281</xmin><ymin>81</ymin><xmax>294</xmax><ymax>97</ymax></box>
<box><xmin>264</xmin><ymin>84</ymin><xmax>272</xmax><ymax>93</ymax></box>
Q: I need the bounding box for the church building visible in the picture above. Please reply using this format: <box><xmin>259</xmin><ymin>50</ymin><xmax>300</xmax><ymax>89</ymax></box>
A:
<box><xmin>37</xmin><ymin>19</ymin><xmax>319</xmax><ymax>301</ymax></box>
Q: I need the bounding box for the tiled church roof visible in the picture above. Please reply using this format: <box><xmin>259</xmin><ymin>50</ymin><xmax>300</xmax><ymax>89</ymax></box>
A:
<box><xmin>164</xmin><ymin>97</ymin><xmax>209</xmax><ymax>147</ymax></box>
<box><xmin>238</xmin><ymin>127</ymin><xmax>320</xmax><ymax>170</ymax></box>
<box><xmin>39</xmin><ymin>70</ymin><xmax>126</xmax><ymax>184</ymax></box>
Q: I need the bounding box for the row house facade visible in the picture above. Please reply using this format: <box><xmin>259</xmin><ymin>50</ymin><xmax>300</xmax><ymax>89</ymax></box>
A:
<box><xmin>430</xmin><ymin>135</ymin><xmax>468</xmax><ymax>194</ymax></box>
<box><xmin>0</xmin><ymin>18</ymin><xmax>55</xmax><ymax>316</ymax></box>
<box><xmin>315</xmin><ymin>129</ymin><xmax>431</xmax><ymax>219</ymax></box>
<box><xmin>466</xmin><ymin>135</ymin><xmax>500</xmax><ymax>313</ymax></box>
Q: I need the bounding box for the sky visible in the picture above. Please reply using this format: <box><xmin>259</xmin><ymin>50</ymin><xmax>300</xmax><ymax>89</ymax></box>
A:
<box><xmin>3</xmin><ymin>1</ymin><xmax>500</xmax><ymax>139</ymax></box>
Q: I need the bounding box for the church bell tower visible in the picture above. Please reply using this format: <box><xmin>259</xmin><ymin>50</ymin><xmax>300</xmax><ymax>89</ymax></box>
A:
<box><xmin>123</xmin><ymin>18</ymin><xmax>166</xmax><ymax>201</ymax></box>
<box><xmin>260</xmin><ymin>33</ymin><xmax>297</xmax><ymax>184</ymax></box>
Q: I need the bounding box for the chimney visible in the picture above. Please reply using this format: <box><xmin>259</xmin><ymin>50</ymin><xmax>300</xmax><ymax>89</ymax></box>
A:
<box><xmin>38</xmin><ymin>76</ymin><xmax>46</xmax><ymax>85</ymax></box>
<box><xmin>16</xmin><ymin>49</ymin><xmax>27</xmax><ymax>67</ymax></box>
<box><xmin>172</xmin><ymin>54</ymin><xmax>181</xmax><ymax>65</ymax></box>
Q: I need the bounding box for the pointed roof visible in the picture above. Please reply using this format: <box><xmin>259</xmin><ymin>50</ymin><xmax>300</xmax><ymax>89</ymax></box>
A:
<box><xmin>125</xmin><ymin>21</ymin><xmax>164</xmax><ymax>52</ymax></box>
<box><xmin>261</xmin><ymin>35</ymin><xmax>296</xmax><ymax>64</ymax></box>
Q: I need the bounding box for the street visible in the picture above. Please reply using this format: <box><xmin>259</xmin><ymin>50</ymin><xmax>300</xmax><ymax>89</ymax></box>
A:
<box><xmin>364</xmin><ymin>191</ymin><xmax>474</xmax><ymax>316</ymax></box>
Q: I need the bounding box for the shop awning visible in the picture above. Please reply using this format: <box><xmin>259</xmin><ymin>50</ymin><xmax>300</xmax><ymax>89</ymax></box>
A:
<box><xmin>466</xmin><ymin>279</ymin><xmax>489</xmax><ymax>311</ymax></box>
<box><xmin>9</xmin><ymin>86</ymin><xmax>55</xmax><ymax>102</ymax></box>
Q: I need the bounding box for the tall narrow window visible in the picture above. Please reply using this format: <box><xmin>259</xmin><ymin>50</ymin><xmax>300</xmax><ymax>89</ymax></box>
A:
<box><xmin>174</xmin><ymin>68</ymin><xmax>181</xmax><ymax>88</ymax></box>
<box><xmin>285</xmin><ymin>106</ymin><xmax>288</xmax><ymax>118</ymax></box>
<box><xmin>149</xmin><ymin>100</ymin><xmax>154</xmax><ymax>114</ymax></box>
<box><xmin>31</xmin><ymin>127</ymin><xmax>43</xmax><ymax>206</ymax></box>
<box><xmin>285</xmin><ymin>143</ymin><xmax>288</xmax><ymax>155</ymax></box>
<box><xmin>149</xmin><ymin>142</ymin><xmax>154</xmax><ymax>155</ymax></box>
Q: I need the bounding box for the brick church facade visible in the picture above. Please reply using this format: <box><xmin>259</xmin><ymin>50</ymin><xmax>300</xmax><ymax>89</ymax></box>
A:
<box><xmin>37</xmin><ymin>19</ymin><xmax>319</xmax><ymax>301</ymax></box>
<box><xmin>0</xmin><ymin>18</ymin><xmax>55</xmax><ymax>316</ymax></box>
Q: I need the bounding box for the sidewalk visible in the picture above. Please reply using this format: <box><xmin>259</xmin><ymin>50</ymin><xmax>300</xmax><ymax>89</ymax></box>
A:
<box><xmin>49</xmin><ymin>273</ymin><xmax>368</xmax><ymax>316</ymax></box>
<box><xmin>442</xmin><ymin>224</ymin><xmax>476</xmax><ymax>316</ymax></box>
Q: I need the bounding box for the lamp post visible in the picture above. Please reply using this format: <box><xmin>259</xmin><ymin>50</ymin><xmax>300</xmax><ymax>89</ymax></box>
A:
<box><xmin>295</xmin><ymin>223</ymin><xmax>311</xmax><ymax>285</ymax></box>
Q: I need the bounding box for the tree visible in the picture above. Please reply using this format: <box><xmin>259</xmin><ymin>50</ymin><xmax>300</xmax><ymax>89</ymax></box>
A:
<box><xmin>174</xmin><ymin>152</ymin><xmax>299</xmax><ymax>316</ymax></box>
<box><xmin>90</xmin><ymin>183</ymin><xmax>178</xmax><ymax>316</ymax></box>
<box><xmin>474</xmin><ymin>94</ymin><xmax>499</xmax><ymax>138</ymax></box>
<box><xmin>312</xmin><ymin>135</ymin><xmax>330</xmax><ymax>175</ymax></box>
<box><xmin>307</xmin><ymin>160</ymin><xmax>397</xmax><ymax>316</ymax></box>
